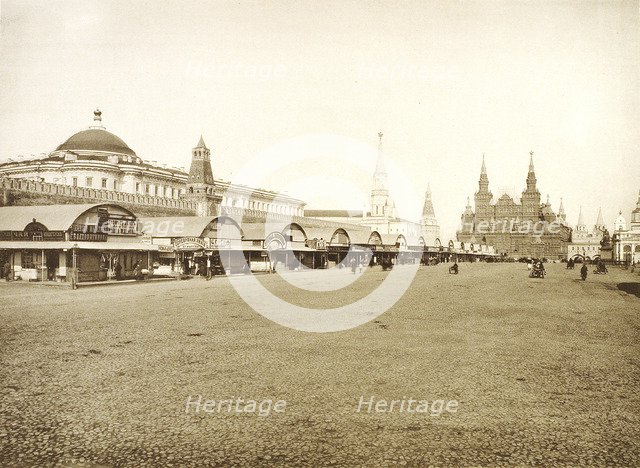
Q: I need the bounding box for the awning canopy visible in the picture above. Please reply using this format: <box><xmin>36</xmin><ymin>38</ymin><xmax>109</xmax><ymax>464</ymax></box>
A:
<box><xmin>0</xmin><ymin>241</ymin><xmax>158</xmax><ymax>251</ymax></box>
<box><xmin>0</xmin><ymin>203</ymin><xmax>136</xmax><ymax>231</ymax></box>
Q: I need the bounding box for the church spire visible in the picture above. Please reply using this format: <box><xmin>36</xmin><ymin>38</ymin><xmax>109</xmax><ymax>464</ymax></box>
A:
<box><xmin>371</xmin><ymin>131</ymin><xmax>392</xmax><ymax>218</ymax></box>
<box><xmin>478</xmin><ymin>154</ymin><xmax>490</xmax><ymax>193</ymax></box>
<box><xmin>528</xmin><ymin>150</ymin><xmax>535</xmax><ymax>172</ymax></box>
<box><xmin>595</xmin><ymin>207</ymin><xmax>605</xmax><ymax>230</ymax></box>
<box><xmin>374</xmin><ymin>132</ymin><xmax>385</xmax><ymax>175</ymax></box>
<box><xmin>557</xmin><ymin>197</ymin><xmax>566</xmax><ymax>223</ymax></box>
<box><xmin>422</xmin><ymin>183</ymin><xmax>436</xmax><ymax>218</ymax></box>
<box><xmin>524</xmin><ymin>150</ymin><xmax>538</xmax><ymax>194</ymax></box>
<box><xmin>577</xmin><ymin>205</ymin><xmax>585</xmax><ymax>227</ymax></box>
<box><xmin>196</xmin><ymin>135</ymin><xmax>207</xmax><ymax>149</ymax></box>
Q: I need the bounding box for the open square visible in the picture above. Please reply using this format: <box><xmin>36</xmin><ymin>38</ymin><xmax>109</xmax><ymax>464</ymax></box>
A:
<box><xmin>1</xmin><ymin>263</ymin><xmax>638</xmax><ymax>466</ymax></box>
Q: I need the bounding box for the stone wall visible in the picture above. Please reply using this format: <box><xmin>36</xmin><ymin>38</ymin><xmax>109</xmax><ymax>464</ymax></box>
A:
<box><xmin>0</xmin><ymin>177</ymin><xmax>197</xmax><ymax>217</ymax></box>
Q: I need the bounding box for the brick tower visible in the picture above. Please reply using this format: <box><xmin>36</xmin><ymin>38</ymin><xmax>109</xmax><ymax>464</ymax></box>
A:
<box><xmin>184</xmin><ymin>136</ymin><xmax>221</xmax><ymax>216</ymax></box>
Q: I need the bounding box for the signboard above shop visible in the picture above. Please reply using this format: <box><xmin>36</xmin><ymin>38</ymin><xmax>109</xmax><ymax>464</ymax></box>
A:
<box><xmin>0</xmin><ymin>230</ymin><xmax>66</xmax><ymax>241</ymax></box>
<box><xmin>174</xmin><ymin>237</ymin><xmax>207</xmax><ymax>251</ymax></box>
<box><xmin>305</xmin><ymin>238</ymin><xmax>327</xmax><ymax>250</ymax></box>
<box><xmin>69</xmin><ymin>231</ymin><xmax>107</xmax><ymax>242</ymax></box>
<box><xmin>209</xmin><ymin>238</ymin><xmax>232</xmax><ymax>249</ymax></box>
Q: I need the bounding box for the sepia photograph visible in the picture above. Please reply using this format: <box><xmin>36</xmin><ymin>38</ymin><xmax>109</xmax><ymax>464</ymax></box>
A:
<box><xmin>0</xmin><ymin>0</ymin><xmax>639</xmax><ymax>466</ymax></box>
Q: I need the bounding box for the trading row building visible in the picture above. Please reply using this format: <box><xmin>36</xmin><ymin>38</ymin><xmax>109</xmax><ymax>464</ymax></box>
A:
<box><xmin>0</xmin><ymin>113</ymin><xmax>458</xmax><ymax>283</ymax></box>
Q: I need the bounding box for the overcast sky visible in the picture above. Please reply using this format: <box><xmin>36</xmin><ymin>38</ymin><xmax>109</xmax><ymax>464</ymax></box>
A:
<box><xmin>1</xmin><ymin>0</ymin><xmax>638</xmax><ymax>239</ymax></box>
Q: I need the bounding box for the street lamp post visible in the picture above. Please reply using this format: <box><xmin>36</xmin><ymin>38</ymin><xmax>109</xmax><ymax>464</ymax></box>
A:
<box><xmin>71</xmin><ymin>243</ymin><xmax>79</xmax><ymax>289</ymax></box>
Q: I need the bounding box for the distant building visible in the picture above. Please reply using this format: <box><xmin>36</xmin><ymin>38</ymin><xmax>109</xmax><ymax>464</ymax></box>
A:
<box><xmin>566</xmin><ymin>207</ymin><xmax>605</xmax><ymax>262</ymax></box>
<box><xmin>456</xmin><ymin>152</ymin><xmax>570</xmax><ymax>259</ymax></box>
<box><xmin>613</xmin><ymin>190</ymin><xmax>640</xmax><ymax>264</ymax></box>
<box><xmin>0</xmin><ymin>109</ymin><xmax>305</xmax><ymax>217</ymax></box>
<box><xmin>420</xmin><ymin>184</ymin><xmax>440</xmax><ymax>246</ymax></box>
<box><xmin>305</xmin><ymin>133</ymin><xmax>440</xmax><ymax>246</ymax></box>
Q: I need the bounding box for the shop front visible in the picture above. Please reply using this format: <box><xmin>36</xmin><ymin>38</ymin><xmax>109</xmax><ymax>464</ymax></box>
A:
<box><xmin>0</xmin><ymin>203</ymin><xmax>157</xmax><ymax>283</ymax></box>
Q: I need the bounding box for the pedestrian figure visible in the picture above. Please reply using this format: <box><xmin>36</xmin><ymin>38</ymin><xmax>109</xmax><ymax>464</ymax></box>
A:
<box><xmin>133</xmin><ymin>260</ymin><xmax>143</xmax><ymax>280</ymax></box>
<box><xmin>580</xmin><ymin>263</ymin><xmax>588</xmax><ymax>281</ymax></box>
<box><xmin>350</xmin><ymin>257</ymin><xmax>357</xmax><ymax>274</ymax></box>
<box><xmin>114</xmin><ymin>261</ymin><xmax>122</xmax><ymax>280</ymax></box>
<box><xmin>3</xmin><ymin>261</ymin><xmax>11</xmax><ymax>281</ymax></box>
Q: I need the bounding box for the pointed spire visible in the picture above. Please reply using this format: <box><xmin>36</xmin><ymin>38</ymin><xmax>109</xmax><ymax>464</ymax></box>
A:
<box><xmin>374</xmin><ymin>132</ymin><xmax>386</xmax><ymax>175</ymax></box>
<box><xmin>595</xmin><ymin>207</ymin><xmax>604</xmax><ymax>227</ymax></box>
<box><xmin>546</xmin><ymin>194</ymin><xmax>550</xmax><ymax>205</ymax></box>
<box><xmin>577</xmin><ymin>205</ymin><xmax>585</xmax><ymax>226</ymax></box>
<box><xmin>559</xmin><ymin>197</ymin><xmax>565</xmax><ymax>214</ymax></box>
<box><xmin>478</xmin><ymin>154</ymin><xmax>490</xmax><ymax>193</ymax></box>
<box><xmin>422</xmin><ymin>183</ymin><xmax>435</xmax><ymax>218</ymax></box>
<box><xmin>529</xmin><ymin>150</ymin><xmax>535</xmax><ymax>172</ymax></box>
<box><xmin>195</xmin><ymin>135</ymin><xmax>207</xmax><ymax>149</ymax></box>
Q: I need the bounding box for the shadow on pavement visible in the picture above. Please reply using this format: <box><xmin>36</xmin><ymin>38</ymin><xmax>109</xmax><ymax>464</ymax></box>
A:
<box><xmin>617</xmin><ymin>282</ymin><xmax>640</xmax><ymax>298</ymax></box>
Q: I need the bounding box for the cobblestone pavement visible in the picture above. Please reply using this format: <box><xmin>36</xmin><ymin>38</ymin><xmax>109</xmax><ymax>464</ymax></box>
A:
<box><xmin>1</xmin><ymin>263</ymin><xmax>639</xmax><ymax>467</ymax></box>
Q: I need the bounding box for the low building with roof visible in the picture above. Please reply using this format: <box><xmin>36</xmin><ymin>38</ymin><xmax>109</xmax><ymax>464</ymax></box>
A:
<box><xmin>612</xmin><ymin>190</ymin><xmax>640</xmax><ymax>265</ymax></box>
<box><xmin>566</xmin><ymin>206</ymin><xmax>607</xmax><ymax>262</ymax></box>
<box><xmin>0</xmin><ymin>203</ymin><xmax>156</xmax><ymax>282</ymax></box>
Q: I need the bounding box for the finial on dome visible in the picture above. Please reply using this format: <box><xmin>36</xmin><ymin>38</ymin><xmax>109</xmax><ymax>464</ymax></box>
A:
<box><xmin>90</xmin><ymin>108</ymin><xmax>105</xmax><ymax>129</ymax></box>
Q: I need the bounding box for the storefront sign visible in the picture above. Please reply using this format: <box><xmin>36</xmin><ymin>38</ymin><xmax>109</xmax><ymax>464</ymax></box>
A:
<box><xmin>157</xmin><ymin>244</ymin><xmax>175</xmax><ymax>253</ymax></box>
<box><xmin>141</xmin><ymin>234</ymin><xmax>152</xmax><ymax>245</ymax></box>
<box><xmin>174</xmin><ymin>237</ymin><xmax>206</xmax><ymax>251</ymax></box>
<box><xmin>263</xmin><ymin>232</ymin><xmax>286</xmax><ymax>250</ymax></box>
<box><xmin>210</xmin><ymin>238</ymin><xmax>232</xmax><ymax>249</ymax></box>
<box><xmin>305</xmin><ymin>238</ymin><xmax>327</xmax><ymax>250</ymax></box>
<box><xmin>69</xmin><ymin>232</ymin><xmax>108</xmax><ymax>242</ymax></box>
<box><xmin>0</xmin><ymin>230</ymin><xmax>66</xmax><ymax>241</ymax></box>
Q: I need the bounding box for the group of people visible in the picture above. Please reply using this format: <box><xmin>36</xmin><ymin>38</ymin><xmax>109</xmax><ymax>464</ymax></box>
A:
<box><xmin>528</xmin><ymin>259</ymin><xmax>546</xmax><ymax>278</ymax></box>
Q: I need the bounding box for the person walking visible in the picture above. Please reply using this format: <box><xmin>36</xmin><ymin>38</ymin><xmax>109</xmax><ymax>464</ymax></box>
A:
<box><xmin>114</xmin><ymin>261</ymin><xmax>122</xmax><ymax>281</ymax></box>
<box><xmin>133</xmin><ymin>260</ymin><xmax>143</xmax><ymax>280</ymax></box>
<box><xmin>3</xmin><ymin>260</ymin><xmax>12</xmax><ymax>281</ymax></box>
<box><xmin>580</xmin><ymin>263</ymin><xmax>588</xmax><ymax>281</ymax></box>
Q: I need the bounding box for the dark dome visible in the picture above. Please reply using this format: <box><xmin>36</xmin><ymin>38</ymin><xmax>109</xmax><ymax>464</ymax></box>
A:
<box><xmin>56</xmin><ymin>129</ymin><xmax>136</xmax><ymax>157</ymax></box>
